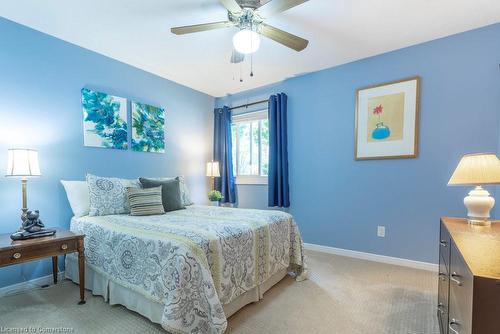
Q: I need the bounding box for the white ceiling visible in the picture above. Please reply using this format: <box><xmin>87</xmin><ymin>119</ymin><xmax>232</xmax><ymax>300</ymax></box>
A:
<box><xmin>1</xmin><ymin>0</ymin><xmax>500</xmax><ymax>97</ymax></box>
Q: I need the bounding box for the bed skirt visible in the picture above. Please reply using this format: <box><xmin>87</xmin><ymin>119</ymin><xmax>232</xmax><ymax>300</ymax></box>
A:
<box><xmin>65</xmin><ymin>255</ymin><xmax>288</xmax><ymax>323</ymax></box>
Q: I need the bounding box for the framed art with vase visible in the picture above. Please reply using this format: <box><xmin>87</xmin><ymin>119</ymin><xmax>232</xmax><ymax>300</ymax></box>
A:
<box><xmin>355</xmin><ymin>77</ymin><xmax>420</xmax><ymax>160</ymax></box>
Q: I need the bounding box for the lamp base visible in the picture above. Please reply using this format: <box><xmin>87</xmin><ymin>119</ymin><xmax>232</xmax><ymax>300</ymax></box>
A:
<box><xmin>464</xmin><ymin>186</ymin><xmax>495</xmax><ymax>226</ymax></box>
<box><xmin>467</xmin><ymin>218</ymin><xmax>491</xmax><ymax>226</ymax></box>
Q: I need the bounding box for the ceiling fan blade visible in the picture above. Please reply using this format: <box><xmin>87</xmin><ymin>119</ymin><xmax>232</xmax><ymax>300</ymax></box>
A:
<box><xmin>260</xmin><ymin>23</ymin><xmax>309</xmax><ymax>51</ymax></box>
<box><xmin>171</xmin><ymin>21</ymin><xmax>233</xmax><ymax>35</ymax></box>
<box><xmin>219</xmin><ymin>0</ymin><xmax>242</xmax><ymax>13</ymax></box>
<box><xmin>256</xmin><ymin>0</ymin><xmax>309</xmax><ymax>18</ymax></box>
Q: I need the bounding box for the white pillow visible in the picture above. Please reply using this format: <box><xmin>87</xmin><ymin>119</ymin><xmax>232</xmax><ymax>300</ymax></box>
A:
<box><xmin>61</xmin><ymin>180</ymin><xmax>90</xmax><ymax>217</ymax></box>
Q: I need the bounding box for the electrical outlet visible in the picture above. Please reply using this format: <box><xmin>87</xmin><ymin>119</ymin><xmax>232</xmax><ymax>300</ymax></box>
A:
<box><xmin>377</xmin><ymin>226</ymin><xmax>385</xmax><ymax>238</ymax></box>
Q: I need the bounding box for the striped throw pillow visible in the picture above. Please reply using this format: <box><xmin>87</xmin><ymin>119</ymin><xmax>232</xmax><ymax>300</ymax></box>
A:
<box><xmin>127</xmin><ymin>186</ymin><xmax>165</xmax><ymax>216</ymax></box>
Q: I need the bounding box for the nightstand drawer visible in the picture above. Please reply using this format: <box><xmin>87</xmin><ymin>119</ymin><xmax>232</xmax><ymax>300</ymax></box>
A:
<box><xmin>0</xmin><ymin>239</ymin><xmax>77</xmax><ymax>266</ymax></box>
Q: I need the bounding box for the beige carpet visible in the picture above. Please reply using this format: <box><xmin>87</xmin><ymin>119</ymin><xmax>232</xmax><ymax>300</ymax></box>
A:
<box><xmin>0</xmin><ymin>251</ymin><xmax>439</xmax><ymax>334</ymax></box>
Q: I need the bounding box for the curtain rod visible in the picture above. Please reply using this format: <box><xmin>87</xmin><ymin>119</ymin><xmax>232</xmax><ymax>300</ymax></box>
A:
<box><xmin>229</xmin><ymin>99</ymin><xmax>268</xmax><ymax>111</ymax></box>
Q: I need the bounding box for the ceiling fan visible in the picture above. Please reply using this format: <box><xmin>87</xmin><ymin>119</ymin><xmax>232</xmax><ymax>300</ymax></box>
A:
<box><xmin>171</xmin><ymin>0</ymin><xmax>310</xmax><ymax>58</ymax></box>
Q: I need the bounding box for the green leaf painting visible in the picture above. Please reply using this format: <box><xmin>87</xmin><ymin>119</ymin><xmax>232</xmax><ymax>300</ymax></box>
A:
<box><xmin>131</xmin><ymin>102</ymin><xmax>165</xmax><ymax>153</ymax></box>
<box><xmin>82</xmin><ymin>88</ymin><xmax>128</xmax><ymax>149</ymax></box>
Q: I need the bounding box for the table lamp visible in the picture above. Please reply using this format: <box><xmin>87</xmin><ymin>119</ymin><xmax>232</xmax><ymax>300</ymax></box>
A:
<box><xmin>6</xmin><ymin>148</ymin><xmax>55</xmax><ymax>240</ymax></box>
<box><xmin>448</xmin><ymin>153</ymin><xmax>500</xmax><ymax>225</ymax></box>
<box><xmin>206</xmin><ymin>161</ymin><xmax>220</xmax><ymax>190</ymax></box>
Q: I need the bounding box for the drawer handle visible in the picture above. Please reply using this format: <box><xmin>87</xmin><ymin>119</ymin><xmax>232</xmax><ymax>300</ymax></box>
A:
<box><xmin>449</xmin><ymin>319</ymin><xmax>460</xmax><ymax>334</ymax></box>
<box><xmin>440</xmin><ymin>240</ymin><xmax>448</xmax><ymax>247</ymax></box>
<box><xmin>437</xmin><ymin>303</ymin><xmax>445</xmax><ymax>315</ymax></box>
<box><xmin>61</xmin><ymin>243</ymin><xmax>68</xmax><ymax>250</ymax></box>
<box><xmin>12</xmin><ymin>252</ymin><xmax>22</xmax><ymax>259</ymax></box>
<box><xmin>450</xmin><ymin>272</ymin><xmax>462</xmax><ymax>286</ymax></box>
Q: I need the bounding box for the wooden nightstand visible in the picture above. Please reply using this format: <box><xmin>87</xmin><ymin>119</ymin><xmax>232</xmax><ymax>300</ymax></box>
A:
<box><xmin>0</xmin><ymin>229</ymin><xmax>86</xmax><ymax>304</ymax></box>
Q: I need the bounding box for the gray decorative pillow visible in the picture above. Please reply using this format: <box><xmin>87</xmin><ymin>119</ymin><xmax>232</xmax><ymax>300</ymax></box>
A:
<box><xmin>141</xmin><ymin>176</ymin><xmax>193</xmax><ymax>206</ymax></box>
<box><xmin>127</xmin><ymin>186</ymin><xmax>165</xmax><ymax>216</ymax></box>
<box><xmin>87</xmin><ymin>174</ymin><xmax>140</xmax><ymax>216</ymax></box>
<box><xmin>139</xmin><ymin>178</ymin><xmax>185</xmax><ymax>212</ymax></box>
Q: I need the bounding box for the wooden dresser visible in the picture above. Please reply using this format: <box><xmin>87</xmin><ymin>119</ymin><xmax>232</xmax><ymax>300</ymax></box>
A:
<box><xmin>438</xmin><ymin>217</ymin><xmax>500</xmax><ymax>334</ymax></box>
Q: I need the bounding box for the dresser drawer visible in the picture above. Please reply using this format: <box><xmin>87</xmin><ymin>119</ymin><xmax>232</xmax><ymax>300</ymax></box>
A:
<box><xmin>438</xmin><ymin>272</ymin><xmax>449</xmax><ymax>334</ymax></box>
<box><xmin>440</xmin><ymin>222</ymin><xmax>451</xmax><ymax>270</ymax></box>
<box><xmin>448</xmin><ymin>241</ymin><xmax>473</xmax><ymax>334</ymax></box>
<box><xmin>0</xmin><ymin>239</ymin><xmax>77</xmax><ymax>266</ymax></box>
<box><xmin>438</xmin><ymin>251</ymin><xmax>449</xmax><ymax>334</ymax></box>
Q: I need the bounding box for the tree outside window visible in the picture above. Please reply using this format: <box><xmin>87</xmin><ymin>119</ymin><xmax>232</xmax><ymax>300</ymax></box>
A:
<box><xmin>231</xmin><ymin>110</ymin><xmax>269</xmax><ymax>179</ymax></box>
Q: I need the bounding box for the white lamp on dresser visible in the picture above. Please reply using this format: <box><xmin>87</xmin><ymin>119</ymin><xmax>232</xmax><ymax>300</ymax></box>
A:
<box><xmin>448</xmin><ymin>153</ymin><xmax>500</xmax><ymax>225</ymax></box>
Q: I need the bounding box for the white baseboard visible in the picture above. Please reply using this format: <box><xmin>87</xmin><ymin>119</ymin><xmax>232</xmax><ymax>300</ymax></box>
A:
<box><xmin>304</xmin><ymin>243</ymin><xmax>438</xmax><ymax>272</ymax></box>
<box><xmin>0</xmin><ymin>271</ymin><xmax>66</xmax><ymax>298</ymax></box>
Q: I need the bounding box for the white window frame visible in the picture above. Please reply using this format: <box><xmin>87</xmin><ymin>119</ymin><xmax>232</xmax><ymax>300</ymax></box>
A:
<box><xmin>232</xmin><ymin>109</ymin><xmax>268</xmax><ymax>185</ymax></box>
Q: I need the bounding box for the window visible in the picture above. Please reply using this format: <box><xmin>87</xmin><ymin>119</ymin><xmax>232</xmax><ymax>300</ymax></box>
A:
<box><xmin>231</xmin><ymin>110</ymin><xmax>269</xmax><ymax>185</ymax></box>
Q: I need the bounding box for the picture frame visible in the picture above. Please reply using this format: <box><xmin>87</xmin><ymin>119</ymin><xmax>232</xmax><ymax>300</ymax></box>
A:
<box><xmin>131</xmin><ymin>101</ymin><xmax>165</xmax><ymax>153</ymax></box>
<box><xmin>354</xmin><ymin>76</ymin><xmax>420</xmax><ymax>160</ymax></box>
<box><xmin>81</xmin><ymin>88</ymin><xmax>128</xmax><ymax>150</ymax></box>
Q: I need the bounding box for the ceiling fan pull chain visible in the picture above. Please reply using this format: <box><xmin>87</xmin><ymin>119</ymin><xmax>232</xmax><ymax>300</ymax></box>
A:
<box><xmin>250</xmin><ymin>21</ymin><xmax>254</xmax><ymax>77</ymax></box>
<box><xmin>250</xmin><ymin>53</ymin><xmax>254</xmax><ymax>77</ymax></box>
<box><xmin>240</xmin><ymin>62</ymin><xmax>243</xmax><ymax>82</ymax></box>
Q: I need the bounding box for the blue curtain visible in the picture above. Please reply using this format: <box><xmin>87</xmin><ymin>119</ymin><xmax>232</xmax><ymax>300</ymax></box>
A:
<box><xmin>214</xmin><ymin>106</ymin><xmax>236</xmax><ymax>203</ymax></box>
<box><xmin>268</xmin><ymin>93</ymin><xmax>290</xmax><ymax>208</ymax></box>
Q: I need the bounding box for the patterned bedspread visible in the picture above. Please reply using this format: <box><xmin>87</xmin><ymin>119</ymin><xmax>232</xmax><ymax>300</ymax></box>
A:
<box><xmin>68</xmin><ymin>205</ymin><xmax>307</xmax><ymax>334</ymax></box>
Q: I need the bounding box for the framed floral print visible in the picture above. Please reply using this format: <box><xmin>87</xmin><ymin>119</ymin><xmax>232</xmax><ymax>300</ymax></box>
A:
<box><xmin>355</xmin><ymin>77</ymin><xmax>420</xmax><ymax>160</ymax></box>
<box><xmin>82</xmin><ymin>88</ymin><xmax>128</xmax><ymax>150</ymax></box>
<box><xmin>131</xmin><ymin>102</ymin><xmax>165</xmax><ymax>153</ymax></box>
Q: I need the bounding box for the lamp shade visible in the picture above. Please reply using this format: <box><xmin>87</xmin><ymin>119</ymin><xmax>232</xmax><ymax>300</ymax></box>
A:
<box><xmin>5</xmin><ymin>149</ymin><xmax>41</xmax><ymax>177</ymax></box>
<box><xmin>206</xmin><ymin>161</ymin><xmax>220</xmax><ymax>177</ymax></box>
<box><xmin>448</xmin><ymin>153</ymin><xmax>500</xmax><ymax>185</ymax></box>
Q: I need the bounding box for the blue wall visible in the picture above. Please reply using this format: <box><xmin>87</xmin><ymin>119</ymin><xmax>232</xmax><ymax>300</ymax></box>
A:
<box><xmin>0</xmin><ymin>18</ymin><xmax>214</xmax><ymax>288</ymax></box>
<box><xmin>217</xmin><ymin>23</ymin><xmax>500</xmax><ymax>263</ymax></box>
<box><xmin>236</xmin><ymin>184</ymin><xmax>268</xmax><ymax>209</ymax></box>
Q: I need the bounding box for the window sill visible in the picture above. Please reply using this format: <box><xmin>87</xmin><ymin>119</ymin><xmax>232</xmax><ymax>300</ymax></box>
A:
<box><xmin>235</xmin><ymin>176</ymin><xmax>268</xmax><ymax>185</ymax></box>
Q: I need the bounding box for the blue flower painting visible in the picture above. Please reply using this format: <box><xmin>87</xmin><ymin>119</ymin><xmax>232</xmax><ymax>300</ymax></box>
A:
<box><xmin>82</xmin><ymin>88</ymin><xmax>128</xmax><ymax>149</ymax></box>
<box><xmin>131</xmin><ymin>102</ymin><xmax>165</xmax><ymax>153</ymax></box>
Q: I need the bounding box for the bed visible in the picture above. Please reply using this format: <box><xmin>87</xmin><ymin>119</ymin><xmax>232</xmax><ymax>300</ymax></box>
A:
<box><xmin>65</xmin><ymin>205</ymin><xmax>307</xmax><ymax>334</ymax></box>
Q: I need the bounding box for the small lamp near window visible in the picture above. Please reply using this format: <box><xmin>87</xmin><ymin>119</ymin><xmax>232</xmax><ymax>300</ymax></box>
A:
<box><xmin>448</xmin><ymin>153</ymin><xmax>500</xmax><ymax>225</ymax></box>
<box><xmin>5</xmin><ymin>149</ymin><xmax>55</xmax><ymax>240</ymax></box>
<box><xmin>206</xmin><ymin>161</ymin><xmax>220</xmax><ymax>190</ymax></box>
<box><xmin>206</xmin><ymin>161</ymin><xmax>222</xmax><ymax>206</ymax></box>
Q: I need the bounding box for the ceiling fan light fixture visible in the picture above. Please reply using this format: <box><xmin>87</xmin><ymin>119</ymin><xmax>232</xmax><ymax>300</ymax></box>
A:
<box><xmin>233</xmin><ymin>29</ymin><xmax>261</xmax><ymax>54</ymax></box>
